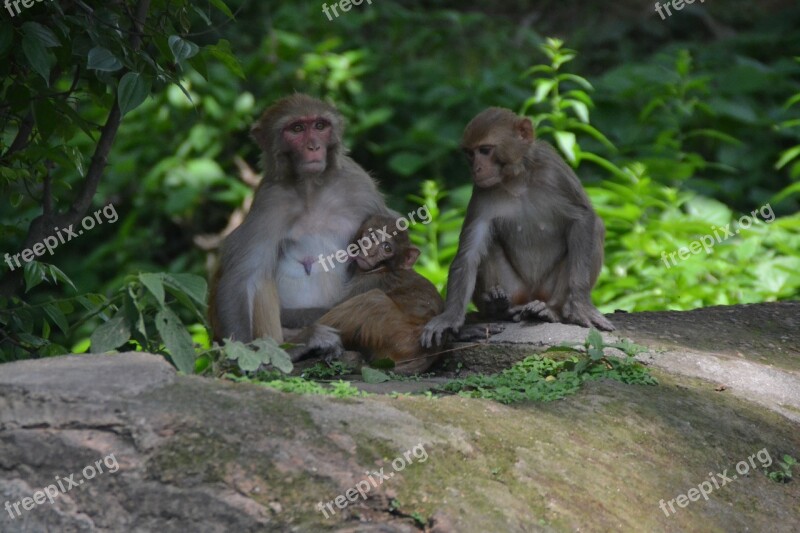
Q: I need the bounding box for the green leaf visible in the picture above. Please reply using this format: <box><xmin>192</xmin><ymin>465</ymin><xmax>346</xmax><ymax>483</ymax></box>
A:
<box><xmin>168</xmin><ymin>35</ymin><xmax>199</xmax><ymax>61</ymax></box>
<box><xmin>155</xmin><ymin>307</ymin><xmax>196</xmax><ymax>374</ymax></box>
<box><xmin>164</xmin><ymin>273</ymin><xmax>207</xmax><ymax>307</ymax></box>
<box><xmin>776</xmin><ymin>145</ymin><xmax>800</xmax><ymax>170</ymax></box>
<box><xmin>362</xmin><ymin>367</ymin><xmax>390</xmax><ymax>383</ymax></box>
<box><xmin>139</xmin><ymin>272</ymin><xmax>165</xmax><ymax>306</ymax></box>
<box><xmin>209</xmin><ymin>0</ymin><xmax>235</xmax><ymax>19</ymax></box>
<box><xmin>90</xmin><ymin>315</ymin><xmax>131</xmax><ymax>353</ymax></box>
<box><xmin>586</xmin><ymin>328</ymin><xmax>605</xmax><ymax>361</ymax></box>
<box><xmin>205</xmin><ymin>39</ymin><xmax>244</xmax><ymax>79</ymax></box>
<box><xmin>87</xmin><ymin>47</ymin><xmax>123</xmax><ymax>72</ymax></box>
<box><xmin>22</xmin><ymin>22</ymin><xmax>60</xmax><ymax>47</ymax></box>
<box><xmin>117</xmin><ymin>72</ymin><xmax>151</xmax><ymax>116</ymax></box>
<box><xmin>564</xmin><ymin>100</ymin><xmax>589</xmax><ymax>123</ymax></box>
<box><xmin>252</xmin><ymin>337</ymin><xmax>293</xmax><ymax>373</ymax></box>
<box><xmin>47</xmin><ymin>265</ymin><xmax>78</xmax><ymax>291</ymax></box>
<box><xmin>554</xmin><ymin>131</ymin><xmax>577</xmax><ymax>163</ymax></box>
<box><xmin>225</xmin><ymin>341</ymin><xmax>264</xmax><ymax>372</ymax></box>
<box><xmin>23</xmin><ymin>261</ymin><xmax>46</xmax><ymax>292</ymax></box>
<box><xmin>534</xmin><ymin>79</ymin><xmax>556</xmax><ymax>103</ymax></box>
<box><xmin>43</xmin><ymin>304</ymin><xmax>69</xmax><ymax>335</ymax></box>
<box><xmin>22</xmin><ymin>31</ymin><xmax>55</xmax><ymax>84</ymax></box>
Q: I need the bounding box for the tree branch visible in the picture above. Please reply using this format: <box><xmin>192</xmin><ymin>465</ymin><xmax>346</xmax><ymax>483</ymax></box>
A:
<box><xmin>0</xmin><ymin>0</ymin><xmax>152</xmax><ymax>297</ymax></box>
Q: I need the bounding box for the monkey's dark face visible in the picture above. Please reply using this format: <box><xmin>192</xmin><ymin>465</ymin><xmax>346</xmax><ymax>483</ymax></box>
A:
<box><xmin>463</xmin><ymin>144</ymin><xmax>503</xmax><ymax>188</ymax></box>
<box><xmin>282</xmin><ymin>115</ymin><xmax>333</xmax><ymax>175</ymax></box>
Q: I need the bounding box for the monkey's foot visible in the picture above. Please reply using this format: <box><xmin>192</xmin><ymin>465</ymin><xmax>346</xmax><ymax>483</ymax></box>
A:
<box><xmin>478</xmin><ymin>286</ymin><xmax>511</xmax><ymax>317</ymax></box>
<box><xmin>562</xmin><ymin>301</ymin><xmax>616</xmax><ymax>331</ymax></box>
<box><xmin>456</xmin><ymin>323</ymin><xmax>506</xmax><ymax>342</ymax></box>
<box><xmin>289</xmin><ymin>325</ymin><xmax>345</xmax><ymax>363</ymax></box>
<box><xmin>510</xmin><ymin>300</ymin><xmax>559</xmax><ymax>323</ymax></box>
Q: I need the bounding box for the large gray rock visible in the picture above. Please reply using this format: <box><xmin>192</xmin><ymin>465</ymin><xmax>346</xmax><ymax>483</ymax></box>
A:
<box><xmin>0</xmin><ymin>303</ymin><xmax>798</xmax><ymax>532</ymax></box>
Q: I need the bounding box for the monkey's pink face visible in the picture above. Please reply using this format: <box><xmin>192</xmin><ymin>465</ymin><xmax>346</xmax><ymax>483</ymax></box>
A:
<box><xmin>282</xmin><ymin>116</ymin><xmax>333</xmax><ymax>174</ymax></box>
<box><xmin>464</xmin><ymin>144</ymin><xmax>502</xmax><ymax>188</ymax></box>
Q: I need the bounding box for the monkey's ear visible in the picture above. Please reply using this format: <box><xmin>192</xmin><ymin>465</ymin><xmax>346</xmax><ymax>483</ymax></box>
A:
<box><xmin>250</xmin><ymin>122</ymin><xmax>269</xmax><ymax>151</ymax></box>
<box><xmin>402</xmin><ymin>247</ymin><xmax>421</xmax><ymax>269</ymax></box>
<box><xmin>516</xmin><ymin>117</ymin><xmax>534</xmax><ymax>141</ymax></box>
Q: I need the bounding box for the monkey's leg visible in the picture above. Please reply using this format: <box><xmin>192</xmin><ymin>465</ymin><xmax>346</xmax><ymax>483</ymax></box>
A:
<box><xmin>252</xmin><ymin>279</ymin><xmax>284</xmax><ymax>342</ymax></box>
<box><xmin>320</xmin><ymin>289</ymin><xmax>442</xmax><ymax>374</ymax></box>
<box><xmin>555</xmin><ymin>215</ymin><xmax>615</xmax><ymax>331</ymax></box>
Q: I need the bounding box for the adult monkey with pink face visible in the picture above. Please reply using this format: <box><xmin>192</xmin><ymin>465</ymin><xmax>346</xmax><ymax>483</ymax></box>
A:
<box><xmin>209</xmin><ymin>94</ymin><xmax>388</xmax><ymax>343</ymax></box>
<box><xmin>421</xmin><ymin>107</ymin><xmax>614</xmax><ymax>348</ymax></box>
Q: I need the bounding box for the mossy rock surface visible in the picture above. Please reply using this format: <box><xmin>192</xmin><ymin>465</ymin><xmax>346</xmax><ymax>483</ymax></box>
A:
<box><xmin>0</xmin><ymin>302</ymin><xmax>798</xmax><ymax>531</ymax></box>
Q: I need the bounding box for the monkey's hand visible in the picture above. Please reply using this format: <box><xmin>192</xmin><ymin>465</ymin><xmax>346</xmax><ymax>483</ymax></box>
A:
<box><xmin>562</xmin><ymin>300</ymin><xmax>616</xmax><ymax>331</ymax></box>
<box><xmin>421</xmin><ymin>312</ymin><xmax>464</xmax><ymax>348</ymax></box>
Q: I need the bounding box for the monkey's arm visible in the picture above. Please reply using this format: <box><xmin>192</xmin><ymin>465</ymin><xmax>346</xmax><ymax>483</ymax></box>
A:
<box><xmin>421</xmin><ymin>207</ymin><xmax>492</xmax><ymax>347</ymax></box>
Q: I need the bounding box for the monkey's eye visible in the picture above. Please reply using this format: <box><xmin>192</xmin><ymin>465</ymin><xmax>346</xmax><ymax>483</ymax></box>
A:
<box><xmin>314</xmin><ymin>120</ymin><xmax>329</xmax><ymax>130</ymax></box>
<box><xmin>289</xmin><ymin>123</ymin><xmax>305</xmax><ymax>133</ymax></box>
<box><xmin>462</xmin><ymin>148</ymin><xmax>474</xmax><ymax>161</ymax></box>
<box><xmin>478</xmin><ymin>145</ymin><xmax>494</xmax><ymax>156</ymax></box>
<box><xmin>382</xmin><ymin>243</ymin><xmax>392</xmax><ymax>253</ymax></box>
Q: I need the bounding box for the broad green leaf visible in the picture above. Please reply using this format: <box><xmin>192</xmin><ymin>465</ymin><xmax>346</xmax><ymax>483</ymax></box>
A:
<box><xmin>155</xmin><ymin>307</ymin><xmax>196</xmax><ymax>374</ymax></box>
<box><xmin>168</xmin><ymin>35</ymin><xmax>199</xmax><ymax>61</ymax></box>
<box><xmin>252</xmin><ymin>337</ymin><xmax>292</xmax><ymax>373</ymax></box>
<box><xmin>139</xmin><ymin>272</ymin><xmax>165</xmax><ymax>306</ymax></box>
<box><xmin>209</xmin><ymin>0</ymin><xmax>235</xmax><ymax>19</ymax></box>
<box><xmin>90</xmin><ymin>316</ymin><xmax>131</xmax><ymax>353</ymax></box>
<box><xmin>165</xmin><ymin>273</ymin><xmax>207</xmax><ymax>307</ymax></box>
<box><xmin>21</xmin><ymin>22</ymin><xmax>60</xmax><ymax>47</ymax></box>
<box><xmin>117</xmin><ymin>72</ymin><xmax>151</xmax><ymax>116</ymax></box>
<box><xmin>87</xmin><ymin>47</ymin><xmax>123</xmax><ymax>71</ymax></box>
<box><xmin>223</xmin><ymin>340</ymin><xmax>265</xmax><ymax>371</ymax></box>
<box><xmin>362</xmin><ymin>367</ymin><xmax>391</xmax><ymax>383</ymax></box>
<box><xmin>21</xmin><ymin>32</ymin><xmax>54</xmax><ymax>84</ymax></box>
<box><xmin>43</xmin><ymin>304</ymin><xmax>69</xmax><ymax>335</ymax></box>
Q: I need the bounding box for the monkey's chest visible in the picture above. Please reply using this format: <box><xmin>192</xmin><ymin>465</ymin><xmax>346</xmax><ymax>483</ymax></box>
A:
<box><xmin>276</xmin><ymin>213</ymin><xmax>360</xmax><ymax>308</ymax></box>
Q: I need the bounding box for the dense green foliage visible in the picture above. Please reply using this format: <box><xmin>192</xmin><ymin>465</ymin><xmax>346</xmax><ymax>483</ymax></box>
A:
<box><xmin>1</xmin><ymin>1</ymin><xmax>799</xmax><ymax>366</ymax></box>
